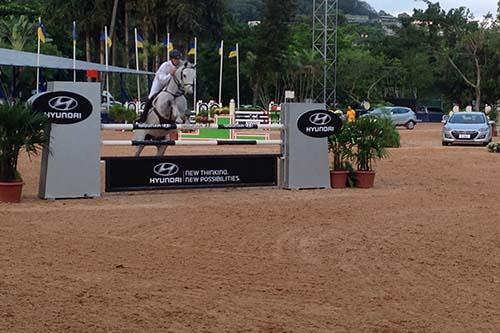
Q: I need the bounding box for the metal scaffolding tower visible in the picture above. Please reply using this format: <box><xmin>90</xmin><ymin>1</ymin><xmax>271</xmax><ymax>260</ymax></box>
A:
<box><xmin>312</xmin><ymin>0</ymin><xmax>338</xmax><ymax>105</ymax></box>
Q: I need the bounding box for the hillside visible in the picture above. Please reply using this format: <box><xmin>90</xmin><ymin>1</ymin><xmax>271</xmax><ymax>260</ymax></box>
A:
<box><xmin>228</xmin><ymin>0</ymin><xmax>379</xmax><ymax>22</ymax></box>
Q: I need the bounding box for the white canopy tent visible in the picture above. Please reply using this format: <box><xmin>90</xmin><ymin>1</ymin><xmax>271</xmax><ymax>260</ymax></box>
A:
<box><xmin>0</xmin><ymin>47</ymin><xmax>153</xmax><ymax>75</ymax></box>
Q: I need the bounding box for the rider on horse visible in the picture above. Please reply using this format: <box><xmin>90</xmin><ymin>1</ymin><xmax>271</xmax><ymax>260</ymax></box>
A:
<box><xmin>138</xmin><ymin>49</ymin><xmax>183</xmax><ymax>123</ymax></box>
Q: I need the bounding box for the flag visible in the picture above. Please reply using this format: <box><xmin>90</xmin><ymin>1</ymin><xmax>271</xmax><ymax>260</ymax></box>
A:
<box><xmin>100</xmin><ymin>32</ymin><xmax>112</xmax><ymax>47</ymax></box>
<box><xmin>37</xmin><ymin>19</ymin><xmax>46</xmax><ymax>43</ymax></box>
<box><xmin>162</xmin><ymin>37</ymin><xmax>173</xmax><ymax>51</ymax></box>
<box><xmin>228</xmin><ymin>47</ymin><xmax>237</xmax><ymax>58</ymax></box>
<box><xmin>217</xmin><ymin>42</ymin><xmax>223</xmax><ymax>56</ymax></box>
<box><xmin>136</xmin><ymin>33</ymin><xmax>144</xmax><ymax>49</ymax></box>
<box><xmin>188</xmin><ymin>41</ymin><xmax>196</xmax><ymax>56</ymax></box>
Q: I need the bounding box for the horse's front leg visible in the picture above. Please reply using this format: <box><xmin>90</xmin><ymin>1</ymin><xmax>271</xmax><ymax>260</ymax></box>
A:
<box><xmin>156</xmin><ymin>145</ymin><xmax>167</xmax><ymax>156</ymax></box>
<box><xmin>134</xmin><ymin>130</ymin><xmax>147</xmax><ymax>157</ymax></box>
<box><xmin>135</xmin><ymin>145</ymin><xmax>145</xmax><ymax>157</ymax></box>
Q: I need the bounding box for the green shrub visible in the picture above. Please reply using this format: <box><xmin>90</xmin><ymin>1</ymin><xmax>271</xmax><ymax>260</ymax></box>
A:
<box><xmin>109</xmin><ymin>104</ymin><xmax>136</xmax><ymax>123</ymax></box>
<box><xmin>487</xmin><ymin>142</ymin><xmax>500</xmax><ymax>153</ymax></box>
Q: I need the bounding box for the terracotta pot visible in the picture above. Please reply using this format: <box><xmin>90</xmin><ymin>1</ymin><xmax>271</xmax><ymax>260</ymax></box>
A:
<box><xmin>0</xmin><ymin>181</ymin><xmax>24</xmax><ymax>203</ymax></box>
<box><xmin>354</xmin><ymin>170</ymin><xmax>376</xmax><ymax>188</ymax></box>
<box><xmin>330</xmin><ymin>170</ymin><xmax>349</xmax><ymax>188</ymax></box>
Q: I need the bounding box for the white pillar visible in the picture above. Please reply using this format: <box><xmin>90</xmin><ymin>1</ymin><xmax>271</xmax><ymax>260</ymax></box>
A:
<box><xmin>229</xmin><ymin>99</ymin><xmax>236</xmax><ymax>139</ymax></box>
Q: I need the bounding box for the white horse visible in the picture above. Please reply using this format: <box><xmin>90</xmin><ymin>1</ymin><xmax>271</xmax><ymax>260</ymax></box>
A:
<box><xmin>135</xmin><ymin>60</ymin><xmax>196</xmax><ymax>156</ymax></box>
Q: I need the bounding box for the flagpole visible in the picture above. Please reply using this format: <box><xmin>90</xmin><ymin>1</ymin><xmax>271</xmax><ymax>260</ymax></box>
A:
<box><xmin>219</xmin><ymin>40</ymin><xmax>224</xmax><ymax>106</ymax></box>
<box><xmin>36</xmin><ymin>17</ymin><xmax>41</xmax><ymax>94</ymax></box>
<box><xmin>105</xmin><ymin>26</ymin><xmax>110</xmax><ymax>112</ymax></box>
<box><xmin>236</xmin><ymin>43</ymin><xmax>240</xmax><ymax>111</ymax></box>
<box><xmin>194</xmin><ymin>37</ymin><xmax>197</xmax><ymax>116</ymax></box>
<box><xmin>134</xmin><ymin>28</ymin><xmax>141</xmax><ymax>114</ymax></box>
<box><xmin>73</xmin><ymin>21</ymin><xmax>76</xmax><ymax>82</ymax></box>
<box><xmin>167</xmin><ymin>32</ymin><xmax>170</xmax><ymax>61</ymax></box>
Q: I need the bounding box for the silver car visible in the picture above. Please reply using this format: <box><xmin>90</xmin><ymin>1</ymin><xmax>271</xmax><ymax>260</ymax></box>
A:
<box><xmin>442</xmin><ymin>112</ymin><xmax>494</xmax><ymax>146</ymax></box>
<box><xmin>365</xmin><ymin>107</ymin><xmax>417</xmax><ymax>129</ymax></box>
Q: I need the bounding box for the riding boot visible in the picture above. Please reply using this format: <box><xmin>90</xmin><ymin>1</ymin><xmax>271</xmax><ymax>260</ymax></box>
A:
<box><xmin>138</xmin><ymin>98</ymin><xmax>153</xmax><ymax>123</ymax></box>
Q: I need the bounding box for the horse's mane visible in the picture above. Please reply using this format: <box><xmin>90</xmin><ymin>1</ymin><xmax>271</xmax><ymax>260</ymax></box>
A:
<box><xmin>173</xmin><ymin>60</ymin><xmax>194</xmax><ymax>80</ymax></box>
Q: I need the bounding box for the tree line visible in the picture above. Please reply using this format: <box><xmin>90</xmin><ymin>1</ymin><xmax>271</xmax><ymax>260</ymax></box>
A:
<box><xmin>0</xmin><ymin>0</ymin><xmax>499</xmax><ymax>111</ymax></box>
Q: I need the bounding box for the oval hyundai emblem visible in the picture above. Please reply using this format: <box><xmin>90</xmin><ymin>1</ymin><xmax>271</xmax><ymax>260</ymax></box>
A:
<box><xmin>153</xmin><ymin>163</ymin><xmax>180</xmax><ymax>177</ymax></box>
<box><xmin>48</xmin><ymin>96</ymin><xmax>79</xmax><ymax>111</ymax></box>
<box><xmin>32</xmin><ymin>91</ymin><xmax>93</xmax><ymax>124</ymax></box>
<box><xmin>297</xmin><ymin>110</ymin><xmax>342</xmax><ymax>138</ymax></box>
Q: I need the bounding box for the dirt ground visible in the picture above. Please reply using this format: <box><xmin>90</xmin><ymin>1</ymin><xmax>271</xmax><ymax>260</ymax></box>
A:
<box><xmin>1</xmin><ymin>123</ymin><xmax>500</xmax><ymax>332</ymax></box>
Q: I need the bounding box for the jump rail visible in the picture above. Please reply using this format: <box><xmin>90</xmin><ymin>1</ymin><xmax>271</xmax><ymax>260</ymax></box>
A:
<box><xmin>101</xmin><ymin>123</ymin><xmax>284</xmax><ymax>131</ymax></box>
<box><xmin>101</xmin><ymin>139</ymin><xmax>283</xmax><ymax>146</ymax></box>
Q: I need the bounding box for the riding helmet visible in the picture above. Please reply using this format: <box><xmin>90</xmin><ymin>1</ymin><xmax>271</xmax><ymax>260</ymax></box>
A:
<box><xmin>170</xmin><ymin>50</ymin><xmax>183</xmax><ymax>59</ymax></box>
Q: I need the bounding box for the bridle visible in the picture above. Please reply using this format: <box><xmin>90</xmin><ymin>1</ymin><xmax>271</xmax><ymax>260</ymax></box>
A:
<box><xmin>165</xmin><ymin>63</ymin><xmax>195</xmax><ymax>98</ymax></box>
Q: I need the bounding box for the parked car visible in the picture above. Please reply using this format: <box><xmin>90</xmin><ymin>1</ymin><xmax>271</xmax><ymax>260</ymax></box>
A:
<box><xmin>416</xmin><ymin>106</ymin><xmax>445</xmax><ymax>123</ymax></box>
<box><xmin>442</xmin><ymin>112</ymin><xmax>494</xmax><ymax>146</ymax></box>
<box><xmin>101</xmin><ymin>91</ymin><xmax>123</xmax><ymax>123</ymax></box>
<box><xmin>101</xmin><ymin>90</ymin><xmax>122</xmax><ymax>112</ymax></box>
<box><xmin>362</xmin><ymin>106</ymin><xmax>417</xmax><ymax>129</ymax></box>
<box><xmin>355</xmin><ymin>108</ymin><xmax>370</xmax><ymax>118</ymax></box>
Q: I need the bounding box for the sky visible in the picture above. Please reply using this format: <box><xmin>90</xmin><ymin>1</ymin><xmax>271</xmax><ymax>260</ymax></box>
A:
<box><xmin>368</xmin><ymin>0</ymin><xmax>498</xmax><ymax>18</ymax></box>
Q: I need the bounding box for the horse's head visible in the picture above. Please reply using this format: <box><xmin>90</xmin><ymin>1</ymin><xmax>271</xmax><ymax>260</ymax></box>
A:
<box><xmin>175</xmin><ymin>60</ymin><xmax>196</xmax><ymax>96</ymax></box>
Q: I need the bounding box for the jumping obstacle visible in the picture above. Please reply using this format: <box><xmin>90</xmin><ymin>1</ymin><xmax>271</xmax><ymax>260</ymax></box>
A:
<box><xmin>179</xmin><ymin>100</ymin><xmax>271</xmax><ymax>141</ymax></box>
<box><xmin>35</xmin><ymin>82</ymin><xmax>340</xmax><ymax>199</ymax></box>
<box><xmin>101</xmin><ymin>139</ymin><xmax>282</xmax><ymax>146</ymax></box>
<box><xmin>101</xmin><ymin>123</ymin><xmax>283</xmax><ymax>130</ymax></box>
<box><xmin>101</xmin><ymin>123</ymin><xmax>282</xmax><ymax>147</ymax></box>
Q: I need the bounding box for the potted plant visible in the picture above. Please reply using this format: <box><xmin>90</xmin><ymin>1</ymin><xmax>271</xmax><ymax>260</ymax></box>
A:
<box><xmin>328</xmin><ymin>123</ymin><xmax>354</xmax><ymax>188</ymax></box>
<box><xmin>194</xmin><ymin>110</ymin><xmax>215</xmax><ymax>124</ymax></box>
<box><xmin>351</xmin><ymin>116</ymin><xmax>391</xmax><ymax>188</ymax></box>
<box><xmin>0</xmin><ymin>103</ymin><xmax>49</xmax><ymax>202</ymax></box>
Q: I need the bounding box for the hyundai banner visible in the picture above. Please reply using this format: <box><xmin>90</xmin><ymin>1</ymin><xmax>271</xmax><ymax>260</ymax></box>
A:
<box><xmin>104</xmin><ymin>155</ymin><xmax>278</xmax><ymax>192</ymax></box>
<box><xmin>32</xmin><ymin>91</ymin><xmax>93</xmax><ymax>124</ymax></box>
<box><xmin>296</xmin><ymin>109</ymin><xmax>342</xmax><ymax>138</ymax></box>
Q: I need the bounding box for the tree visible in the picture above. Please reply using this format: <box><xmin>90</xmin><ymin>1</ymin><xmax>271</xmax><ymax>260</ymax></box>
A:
<box><xmin>0</xmin><ymin>15</ymin><xmax>33</xmax><ymax>51</ymax></box>
<box><xmin>414</xmin><ymin>2</ymin><xmax>489</xmax><ymax>110</ymax></box>
<box><xmin>252</xmin><ymin>0</ymin><xmax>296</xmax><ymax>105</ymax></box>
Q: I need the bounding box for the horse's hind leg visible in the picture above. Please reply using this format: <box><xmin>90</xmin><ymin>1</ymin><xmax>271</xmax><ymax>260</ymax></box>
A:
<box><xmin>135</xmin><ymin>145</ymin><xmax>145</xmax><ymax>157</ymax></box>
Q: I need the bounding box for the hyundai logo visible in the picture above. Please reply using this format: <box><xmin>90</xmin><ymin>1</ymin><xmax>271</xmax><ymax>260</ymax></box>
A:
<box><xmin>153</xmin><ymin>163</ymin><xmax>179</xmax><ymax>177</ymax></box>
<box><xmin>48</xmin><ymin>96</ymin><xmax>79</xmax><ymax>111</ymax></box>
<box><xmin>309</xmin><ymin>113</ymin><xmax>331</xmax><ymax>126</ymax></box>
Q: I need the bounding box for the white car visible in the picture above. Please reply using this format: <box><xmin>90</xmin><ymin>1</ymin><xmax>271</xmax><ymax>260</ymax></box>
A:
<box><xmin>364</xmin><ymin>106</ymin><xmax>417</xmax><ymax>129</ymax></box>
<box><xmin>442</xmin><ymin>112</ymin><xmax>494</xmax><ymax>146</ymax></box>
